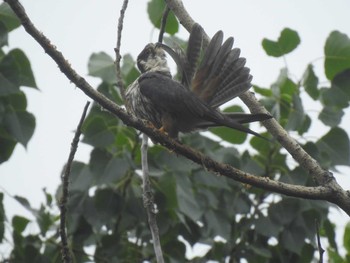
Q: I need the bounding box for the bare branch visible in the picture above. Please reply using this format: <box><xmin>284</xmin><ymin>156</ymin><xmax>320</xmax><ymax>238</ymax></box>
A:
<box><xmin>59</xmin><ymin>101</ymin><xmax>90</xmax><ymax>263</ymax></box>
<box><xmin>5</xmin><ymin>0</ymin><xmax>350</xmax><ymax>216</ymax></box>
<box><xmin>158</xmin><ymin>6</ymin><xmax>170</xmax><ymax>43</ymax></box>
<box><xmin>114</xmin><ymin>0</ymin><xmax>129</xmax><ymax>105</ymax></box>
<box><xmin>141</xmin><ymin>134</ymin><xmax>164</xmax><ymax>263</ymax></box>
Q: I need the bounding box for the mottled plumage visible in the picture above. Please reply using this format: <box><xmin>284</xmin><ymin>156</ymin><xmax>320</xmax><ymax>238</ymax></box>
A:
<box><xmin>125</xmin><ymin>24</ymin><xmax>272</xmax><ymax>139</ymax></box>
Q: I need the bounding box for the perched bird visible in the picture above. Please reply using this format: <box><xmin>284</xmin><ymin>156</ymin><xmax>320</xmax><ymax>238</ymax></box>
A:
<box><xmin>125</xmin><ymin>23</ymin><xmax>272</xmax><ymax>139</ymax></box>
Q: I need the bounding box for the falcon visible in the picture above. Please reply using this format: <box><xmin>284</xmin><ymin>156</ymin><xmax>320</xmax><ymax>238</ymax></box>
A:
<box><xmin>125</xmin><ymin>23</ymin><xmax>272</xmax><ymax>139</ymax></box>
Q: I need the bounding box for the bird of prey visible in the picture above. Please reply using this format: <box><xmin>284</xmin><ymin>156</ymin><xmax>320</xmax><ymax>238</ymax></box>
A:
<box><xmin>125</xmin><ymin>23</ymin><xmax>272</xmax><ymax>139</ymax></box>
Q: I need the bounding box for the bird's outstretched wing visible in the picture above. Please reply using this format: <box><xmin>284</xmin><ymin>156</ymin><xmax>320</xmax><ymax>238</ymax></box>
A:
<box><xmin>160</xmin><ymin>23</ymin><xmax>252</xmax><ymax>108</ymax></box>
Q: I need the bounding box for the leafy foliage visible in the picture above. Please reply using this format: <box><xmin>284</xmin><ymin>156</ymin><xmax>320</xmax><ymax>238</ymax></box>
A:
<box><xmin>1</xmin><ymin>1</ymin><xmax>350</xmax><ymax>262</ymax></box>
<box><xmin>147</xmin><ymin>0</ymin><xmax>179</xmax><ymax>35</ymax></box>
<box><xmin>262</xmin><ymin>28</ymin><xmax>300</xmax><ymax>57</ymax></box>
<box><xmin>0</xmin><ymin>3</ymin><xmax>36</xmax><ymax>164</ymax></box>
<box><xmin>325</xmin><ymin>31</ymin><xmax>350</xmax><ymax>80</ymax></box>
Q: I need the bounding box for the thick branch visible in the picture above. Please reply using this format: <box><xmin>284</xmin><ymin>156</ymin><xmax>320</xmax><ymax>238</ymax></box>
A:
<box><xmin>5</xmin><ymin>0</ymin><xmax>350</xmax><ymax>216</ymax></box>
<box><xmin>164</xmin><ymin>0</ymin><xmax>350</xmax><ymax>213</ymax></box>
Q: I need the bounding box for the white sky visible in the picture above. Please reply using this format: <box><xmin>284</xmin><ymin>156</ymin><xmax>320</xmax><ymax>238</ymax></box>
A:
<box><xmin>1</xmin><ymin>0</ymin><xmax>350</xmax><ymax>257</ymax></box>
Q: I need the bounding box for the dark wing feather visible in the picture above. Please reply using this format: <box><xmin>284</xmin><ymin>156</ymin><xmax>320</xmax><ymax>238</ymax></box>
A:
<box><xmin>185</xmin><ymin>23</ymin><xmax>203</xmax><ymax>86</ymax></box>
<box><xmin>189</xmin><ymin>29</ymin><xmax>253</xmax><ymax>107</ymax></box>
<box><xmin>157</xmin><ymin>23</ymin><xmax>203</xmax><ymax>89</ymax></box>
<box><xmin>191</xmin><ymin>30</ymin><xmax>224</xmax><ymax>97</ymax></box>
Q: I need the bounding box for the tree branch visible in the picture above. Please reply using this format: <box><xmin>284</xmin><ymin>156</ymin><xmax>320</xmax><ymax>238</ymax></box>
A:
<box><xmin>141</xmin><ymin>134</ymin><xmax>164</xmax><ymax>263</ymax></box>
<box><xmin>59</xmin><ymin>101</ymin><xmax>90</xmax><ymax>263</ymax></box>
<box><xmin>114</xmin><ymin>0</ymin><xmax>128</xmax><ymax>105</ymax></box>
<box><xmin>5</xmin><ymin>0</ymin><xmax>350</xmax><ymax>216</ymax></box>
<box><xmin>164</xmin><ymin>0</ymin><xmax>350</xmax><ymax>213</ymax></box>
<box><xmin>158</xmin><ymin>6</ymin><xmax>170</xmax><ymax>43</ymax></box>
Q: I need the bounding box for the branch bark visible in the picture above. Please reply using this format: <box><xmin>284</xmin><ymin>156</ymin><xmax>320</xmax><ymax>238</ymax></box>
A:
<box><xmin>5</xmin><ymin>0</ymin><xmax>350</xmax><ymax>216</ymax></box>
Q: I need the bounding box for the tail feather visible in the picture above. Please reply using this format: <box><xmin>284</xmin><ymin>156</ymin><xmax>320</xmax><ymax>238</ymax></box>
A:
<box><xmin>195</xmin><ymin>112</ymin><xmax>272</xmax><ymax>139</ymax></box>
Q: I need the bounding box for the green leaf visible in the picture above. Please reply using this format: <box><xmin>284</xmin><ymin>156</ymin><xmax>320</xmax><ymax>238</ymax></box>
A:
<box><xmin>176</xmin><ymin>176</ymin><xmax>202</xmax><ymax>222</ymax></box>
<box><xmin>0</xmin><ymin>3</ymin><xmax>21</xmax><ymax>32</ymax></box>
<box><xmin>344</xmin><ymin>222</ymin><xmax>350</xmax><ymax>252</ymax></box>
<box><xmin>250</xmin><ymin>134</ymin><xmax>270</xmax><ymax>156</ymax></box>
<box><xmin>6</xmin><ymin>91</ymin><xmax>27</xmax><ymax>111</ymax></box>
<box><xmin>204</xmin><ymin>210</ymin><xmax>231</xmax><ymax>240</ymax></box>
<box><xmin>316</xmin><ymin>127</ymin><xmax>350</xmax><ymax>166</ymax></box>
<box><xmin>320</xmin><ymin>86</ymin><xmax>349</xmax><ymax>109</ymax></box>
<box><xmin>210</xmin><ymin>105</ymin><xmax>248</xmax><ymax>144</ymax></box>
<box><xmin>147</xmin><ymin>0</ymin><xmax>179</xmax><ymax>35</ymax></box>
<box><xmin>157</xmin><ymin>173</ymin><xmax>178</xmax><ymax>209</ymax></box>
<box><xmin>0</xmin><ymin>71</ymin><xmax>19</xmax><ymax>95</ymax></box>
<box><xmin>0</xmin><ymin>49</ymin><xmax>37</xmax><ymax>88</ymax></box>
<box><xmin>12</xmin><ymin>215</ymin><xmax>30</xmax><ymax>234</ymax></box>
<box><xmin>88</xmin><ymin>52</ymin><xmax>116</xmax><ymax>84</ymax></box>
<box><xmin>3</xmin><ymin>110</ymin><xmax>35</xmax><ymax>147</ymax></box>
<box><xmin>121</xmin><ymin>54</ymin><xmax>140</xmax><ymax>86</ymax></box>
<box><xmin>269</xmin><ymin>198</ymin><xmax>300</xmax><ymax>225</ymax></box>
<box><xmin>0</xmin><ymin>135</ymin><xmax>16</xmax><ymax>164</ymax></box>
<box><xmin>324</xmin><ymin>219</ymin><xmax>338</xmax><ymax>251</ymax></box>
<box><xmin>94</xmin><ymin>188</ymin><xmax>123</xmax><ymax>221</ymax></box>
<box><xmin>253</xmin><ymin>85</ymin><xmax>273</xmax><ymax>97</ymax></box>
<box><xmin>318</xmin><ymin>106</ymin><xmax>344</xmax><ymax>127</ymax></box>
<box><xmin>0</xmin><ymin>22</ymin><xmax>8</xmax><ymax>48</ymax></box>
<box><xmin>325</xmin><ymin>31</ymin><xmax>350</xmax><ymax>80</ymax></box>
<box><xmin>332</xmin><ymin>69</ymin><xmax>350</xmax><ymax>102</ymax></box>
<box><xmin>285</xmin><ymin>94</ymin><xmax>305</xmax><ymax>131</ymax></box>
<box><xmin>210</xmin><ymin>126</ymin><xmax>247</xmax><ymax>145</ymax></box>
<box><xmin>68</xmin><ymin>161</ymin><xmax>94</xmax><ymax>192</ymax></box>
<box><xmin>82</xmin><ymin>116</ymin><xmax>115</xmax><ymax>148</ymax></box>
<box><xmin>0</xmin><ymin>193</ymin><xmax>4</xmax><ymax>242</ymax></box>
<box><xmin>98</xmin><ymin>156</ymin><xmax>129</xmax><ymax>185</ymax></box>
<box><xmin>270</xmin><ymin>69</ymin><xmax>298</xmax><ymax>125</ymax></box>
<box><xmin>302</xmin><ymin>64</ymin><xmax>319</xmax><ymax>100</ymax></box>
<box><xmin>262</xmin><ymin>28</ymin><xmax>300</xmax><ymax>57</ymax></box>
<box><xmin>254</xmin><ymin>216</ymin><xmax>281</xmax><ymax>237</ymax></box>
<box><xmin>328</xmin><ymin>248</ymin><xmax>345</xmax><ymax>263</ymax></box>
<box><xmin>281</xmin><ymin>226</ymin><xmax>305</xmax><ymax>254</ymax></box>
<box><xmin>14</xmin><ymin>195</ymin><xmax>37</xmax><ymax>216</ymax></box>
<box><xmin>298</xmin><ymin>114</ymin><xmax>311</xmax><ymax>135</ymax></box>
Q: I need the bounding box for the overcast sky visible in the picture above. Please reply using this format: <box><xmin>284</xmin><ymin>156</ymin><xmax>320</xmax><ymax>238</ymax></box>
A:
<box><xmin>1</xmin><ymin>0</ymin><xmax>350</xmax><ymax>255</ymax></box>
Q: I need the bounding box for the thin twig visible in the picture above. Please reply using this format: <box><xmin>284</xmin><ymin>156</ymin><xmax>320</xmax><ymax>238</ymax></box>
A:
<box><xmin>59</xmin><ymin>101</ymin><xmax>90</xmax><ymax>263</ymax></box>
<box><xmin>315</xmin><ymin>220</ymin><xmax>325</xmax><ymax>263</ymax></box>
<box><xmin>5</xmin><ymin>0</ymin><xmax>350</xmax><ymax>216</ymax></box>
<box><xmin>158</xmin><ymin>6</ymin><xmax>170</xmax><ymax>43</ymax></box>
<box><xmin>114</xmin><ymin>0</ymin><xmax>129</xmax><ymax>105</ymax></box>
<box><xmin>141</xmin><ymin>134</ymin><xmax>164</xmax><ymax>263</ymax></box>
<box><xmin>114</xmin><ymin>1</ymin><xmax>164</xmax><ymax>261</ymax></box>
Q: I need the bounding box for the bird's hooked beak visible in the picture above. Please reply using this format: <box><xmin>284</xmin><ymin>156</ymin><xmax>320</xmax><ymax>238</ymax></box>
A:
<box><xmin>155</xmin><ymin>42</ymin><xmax>183</xmax><ymax>68</ymax></box>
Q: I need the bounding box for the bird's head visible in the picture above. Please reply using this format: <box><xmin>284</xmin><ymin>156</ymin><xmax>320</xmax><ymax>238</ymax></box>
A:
<box><xmin>137</xmin><ymin>43</ymin><xmax>170</xmax><ymax>73</ymax></box>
